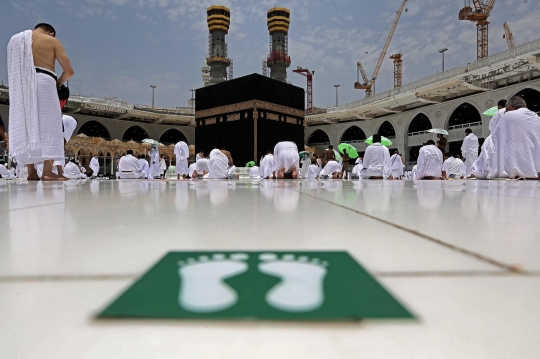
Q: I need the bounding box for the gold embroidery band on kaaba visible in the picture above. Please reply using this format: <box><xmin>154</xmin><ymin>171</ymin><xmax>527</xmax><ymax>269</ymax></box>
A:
<box><xmin>195</xmin><ymin>100</ymin><xmax>304</xmax><ymax>119</ymax></box>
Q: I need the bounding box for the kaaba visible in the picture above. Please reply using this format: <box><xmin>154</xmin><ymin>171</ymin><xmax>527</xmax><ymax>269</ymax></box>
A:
<box><xmin>195</xmin><ymin>73</ymin><xmax>305</xmax><ymax>166</ymax></box>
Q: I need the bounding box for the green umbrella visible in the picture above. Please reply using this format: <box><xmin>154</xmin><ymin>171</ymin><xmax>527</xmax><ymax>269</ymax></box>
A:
<box><xmin>246</xmin><ymin>161</ymin><xmax>255</xmax><ymax>167</ymax></box>
<box><xmin>365</xmin><ymin>136</ymin><xmax>393</xmax><ymax>147</ymax></box>
<box><xmin>482</xmin><ymin>106</ymin><xmax>499</xmax><ymax>117</ymax></box>
<box><xmin>299</xmin><ymin>151</ymin><xmax>311</xmax><ymax>159</ymax></box>
<box><xmin>338</xmin><ymin>143</ymin><xmax>359</xmax><ymax>159</ymax></box>
<box><xmin>333</xmin><ymin>149</ymin><xmax>342</xmax><ymax>162</ymax></box>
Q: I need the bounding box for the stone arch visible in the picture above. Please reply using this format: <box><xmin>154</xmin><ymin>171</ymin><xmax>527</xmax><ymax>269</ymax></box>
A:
<box><xmin>340</xmin><ymin>125</ymin><xmax>367</xmax><ymax>143</ymax></box>
<box><xmin>407</xmin><ymin>113</ymin><xmax>432</xmax><ymax>134</ymax></box>
<box><xmin>122</xmin><ymin>126</ymin><xmax>149</xmax><ymax>142</ymax></box>
<box><xmin>378</xmin><ymin>121</ymin><xmax>396</xmax><ymax>138</ymax></box>
<box><xmin>307</xmin><ymin>129</ymin><xmax>330</xmax><ymax>145</ymax></box>
<box><xmin>446</xmin><ymin>102</ymin><xmax>482</xmax><ymax>128</ymax></box>
<box><xmin>512</xmin><ymin>88</ymin><xmax>540</xmax><ymax>113</ymax></box>
<box><xmin>159</xmin><ymin>129</ymin><xmax>188</xmax><ymax>145</ymax></box>
<box><xmin>78</xmin><ymin>121</ymin><xmax>111</xmax><ymax>140</ymax></box>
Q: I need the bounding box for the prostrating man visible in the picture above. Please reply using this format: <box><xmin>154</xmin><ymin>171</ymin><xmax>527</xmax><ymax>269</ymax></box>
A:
<box><xmin>206</xmin><ymin>140</ymin><xmax>234</xmax><ymax>179</ymax></box>
<box><xmin>308</xmin><ymin>158</ymin><xmax>321</xmax><ymax>180</ymax></box>
<box><xmin>249</xmin><ymin>165</ymin><xmax>261</xmax><ymax>179</ymax></box>
<box><xmin>117</xmin><ymin>150</ymin><xmax>145</xmax><ymax>179</ymax></box>
<box><xmin>149</xmin><ymin>145</ymin><xmax>161</xmax><ymax>179</ymax></box>
<box><xmin>416</xmin><ymin>140</ymin><xmax>443</xmax><ymax>180</ymax></box>
<box><xmin>174</xmin><ymin>140</ymin><xmax>189</xmax><ymax>180</ymax></box>
<box><xmin>8</xmin><ymin>23</ymin><xmax>74</xmax><ymax>181</ymax></box>
<box><xmin>159</xmin><ymin>155</ymin><xmax>167</xmax><ymax>179</ymax></box>
<box><xmin>63</xmin><ymin>159</ymin><xmax>86</xmax><ymax>179</ymax></box>
<box><xmin>191</xmin><ymin>151</ymin><xmax>210</xmax><ymax>178</ymax></box>
<box><xmin>461</xmin><ymin>128</ymin><xmax>479</xmax><ymax>176</ymax></box>
<box><xmin>442</xmin><ymin>153</ymin><xmax>464</xmax><ymax>179</ymax></box>
<box><xmin>273</xmin><ymin>141</ymin><xmax>300</xmax><ymax>179</ymax></box>
<box><xmin>319</xmin><ymin>160</ymin><xmax>342</xmax><ymax>179</ymax></box>
<box><xmin>89</xmin><ymin>155</ymin><xmax>100</xmax><ymax>178</ymax></box>
<box><xmin>489</xmin><ymin>96</ymin><xmax>540</xmax><ymax>179</ymax></box>
<box><xmin>360</xmin><ymin>134</ymin><xmax>392</xmax><ymax>179</ymax></box>
<box><xmin>260</xmin><ymin>150</ymin><xmax>274</xmax><ymax>179</ymax></box>
<box><xmin>390</xmin><ymin>150</ymin><xmax>405</xmax><ymax>179</ymax></box>
<box><xmin>138</xmin><ymin>155</ymin><xmax>149</xmax><ymax>179</ymax></box>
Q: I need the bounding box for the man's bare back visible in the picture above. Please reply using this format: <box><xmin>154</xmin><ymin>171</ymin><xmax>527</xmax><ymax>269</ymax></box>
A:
<box><xmin>220</xmin><ymin>149</ymin><xmax>233</xmax><ymax>166</ymax></box>
<box><xmin>32</xmin><ymin>28</ymin><xmax>74</xmax><ymax>86</ymax></box>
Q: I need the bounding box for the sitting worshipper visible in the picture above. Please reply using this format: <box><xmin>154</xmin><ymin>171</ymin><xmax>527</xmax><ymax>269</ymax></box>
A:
<box><xmin>470</xmin><ymin>136</ymin><xmax>495</xmax><ymax>180</ymax></box>
<box><xmin>273</xmin><ymin>141</ymin><xmax>300</xmax><ymax>179</ymax></box>
<box><xmin>249</xmin><ymin>165</ymin><xmax>261</xmax><ymax>179</ymax></box>
<box><xmin>455</xmin><ymin>154</ymin><xmax>467</xmax><ymax>178</ymax></box>
<box><xmin>117</xmin><ymin>150</ymin><xmax>145</xmax><ymax>179</ymax></box>
<box><xmin>319</xmin><ymin>160</ymin><xmax>342</xmax><ymax>179</ymax></box>
<box><xmin>63</xmin><ymin>160</ymin><xmax>85</xmax><ymax>179</ymax></box>
<box><xmin>308</xmin><ymin>158</ymin><xmax>321</xmax><ymax>180</ymax></box>
<box><xmin>416</xmin><ymin>140</ymin><xmax>443</xmax><ymax>180</ymax></box>
<box><xmin>0</xmin><ymin>160</ymin><xmax>14</xmax><ymax>179</ymax></box>
<box><xmin>192</xmin><ymin>152</ymin><xmax>210</xmax><ymax>178</ymax></box>
<box><xmin>360</xmin><ymin>134</ymin><xmax>392</xmax><ymax>179</ymax></box>
<box><xmin>138</xmin><ymin>155</ymin><xmax>150</xmax><ymax>179</ymax></box>
<box><xmin>442</xmin><ymin>153</ymin><xmax>464</xmax><ymax>179</ymax></box>
<box><xmin>149</xmin><ymin>145</ymin><xmax>161</xmax><ymax>179</ymax></box>
<box><xmin>351</xmin><ymin>157</ymin><xmax>363</xmax><ymax>179</ymax></box>
<box><xmin>89</xmin><ymin>155</ymin><xmax>100</xmax><ymax>178</ymax></box>
<box><xmin>174</xmin><ymin>140</ymin><xmax>189</xmax><ymax>179</ymax></box>
<box><xmin>489</xmin><ymin>96</ymin><xmax>540</xmax><ymax>179</ymax></box>
<box><xmin>411</xmin><ymin>165</ymin><xmax>418</xmax><ymax>180</ymax></box>
<box><xmin>461</xmin><ymin>128</ymin><xmax>479</xmax><ymax>176</ymax></box>
<box><xmin>489</xmin><ymin>99</ymin><xmax>507</xmax><ymax>133</ymax></box>
<box><xmin>260</xmin><ymin>150</ymin><xmax>275</xmax><ymax>179</ymax></box>
<box><xmin>205</xmin><ymin>140</ymin><xmax>234</xmax><ymax>179</ymax></box>
<box><xmin>390</xmin><ymin>150</ymin><xmax>405</xmax><ymax>179</ymax></box>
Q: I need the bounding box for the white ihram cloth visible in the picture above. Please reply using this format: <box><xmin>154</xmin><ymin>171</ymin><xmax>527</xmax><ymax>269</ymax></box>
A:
<box><xmin>461</xmin><ymin>133</ymin><xmax>479</xmax><ymax>176</ymax></box>
<box><xmin>62</xmin><ymin>115</ymin><xmax>77</xmax><ymax>143</ymax></box>
<box><xmin>489</xmin><ymin>107</ymin><xmax>540</xmax><ymax>179</ymax></box>
<box><xmin>89</xmin><ymin>157</ymin><xmax>100</xmax><ymax>177</ymax></box>
<box><xmin>174</xmin><ymin>141</ymin><xmax>189</xmax><ymax>176</ymax></box>
<box><xmin>249</xmin><ymin>166</ymin><xmax>261</xmax><ymax>179</ymax></box>
<box><xmin>188</xmin><ymin>163</ymin><xmax>197</xmax><ymax>178</ymax></box>
<box><xmin>411</xmin><ymin>165</ymin><xmax>418</xmax><ymax>180</ymax></box>
<box><xmin>417</xmin><ymin>145</ymin><xmax>443</xmax><ymax>179</ymax></box>
<box><xmin>390</xmin><ymin>154</ymin><xmax>404</xmax><ymax>178</ymax></box>
<box><xmin>273</xmin><ymin>141</ymin><xmax>299</xmax><ymax>173</ymax></box>
<box><xmin>117</xmin><ymin>154</ymin><xmax>144</xmax><ymax>179</ymax></box>
<box><xmin>159</xmin><ymin>158</ymin><xmax>167</xmax><ymax>172</ymax></box>
<box><xmin>260</xmin><ymin>154</ymin><xmax>274</xmax><ymax>178</ymax></box>
<box><xmin>471</xmin><ymin>135</ymin><xmax>495</xmax><ymax>179</ymax></box>
<box><xmin>457</xmin><ymin>158</ymin><xmax>466</xmax><ymax>178</ymax></box>
<box><xmin>206</xmin><ymin>149</ymin><xmax>229</xmax><ymax>179</ymax></box>
<box><xmin>442</xmin><ymin>156</ymin><xmax>463</xmax><ymax>178</ymax></box>
<box><xmin>360</xmin><ymin>143</ymin><xmax>392</xmax><ymax>179</ymax></box>
<box><xmin>138</xmin><ymin>158</ymin><xmax>149</xmax><ymax>178</ymax></box>
<box><xmin>351</xmin><ymin>163</ymin><xmax>363</xmax><ymax>178</ymax></box>
<box><xmin>320</xmin><ymin>160</ymin><xmax>341</xmax><ymax>177</ymax></box>
<box><xmin>300</xmin><ymin>156</ymin><xmax>310</xmax><ymax>178</ymax></box>
<box><xmin>0</xmin><ymin>164</ymin><xmax>13</xmax><ymax>179</ymax></box>
<box><xmin>149</xmin><ymin>148</ymin><xmax>161</xmax><ymax>178</ymax></box>
<box><xmin>308</xmin><ymin>164</ymin><xmax>321</xmax><ymax>180</ymax></box>
<box><xmin>196</xmin><ymin>158</ymin><xmax>209</xmax><ymax>174</ymax></box>
<box><xmin>489</xmin><ymin>108</ymin><xmax>506</xmax><ymax>132</ymax></box>
<box><xmin>63</xmin><ymin>162</ymin><xmax>85</xmax><ymax>179</ymax></box>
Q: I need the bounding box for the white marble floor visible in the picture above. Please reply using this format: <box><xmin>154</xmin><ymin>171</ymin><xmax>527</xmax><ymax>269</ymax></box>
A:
<box><xmin>1</xmin><ymin>179</ymin><xmax>539</xmax><ymax>359</ymax></box>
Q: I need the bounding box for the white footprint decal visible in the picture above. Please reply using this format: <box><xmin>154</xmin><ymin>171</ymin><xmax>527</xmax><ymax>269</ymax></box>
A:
<box><xmin>258</xmin><ymin>253</ymin><xmax>328</xmax><ymax>312</ymax></box>
<box><xmin>178</xmin><ymin>253</ymin><xmax>248</xmax><ymax>313</ymax></box>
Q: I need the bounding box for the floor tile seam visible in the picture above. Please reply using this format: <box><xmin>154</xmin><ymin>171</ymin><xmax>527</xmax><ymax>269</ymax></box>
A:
<box><xmin>0</xmin><ymin>274</ymin><xmax>139</xmax><ymax>283</ymax></box>
<box><xmin>372</xmin><ymin>270</ymin><xmax>540</xmax><ymax>278</ymax></box>
<box><xmin>293</xmin><ymin>189</ymin><xmax>524</xmax><ymax>274</ymax></box>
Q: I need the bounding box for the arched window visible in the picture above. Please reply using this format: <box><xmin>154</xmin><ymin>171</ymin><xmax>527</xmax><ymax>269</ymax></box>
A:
<box><xmin>378</xmin><ymin>121</ymin><xmax>396</xmax><ymax>138</ymax></box>
<box><xmin>307</xmin><ymin>129</ymin><xmax>330</xmax><ymax>145</ymax></box>
<box><xmin>160</xmin><ymin>129</ymin><xmax>187</xmax><ymax>145</ymax></box>
<box><xmin>513</xmin><ymin>88</ymin><xmax>540</xmax><ymax>113</ymax></box>
<box><xmin>122</xmin><ymin>126</ymin><xmax>148</xmax><ymax>142</ymax></box>
<box><xmin>448</xmin><ymin>103</ymin><xmax>481</xmax><ymax>127</ymax></box>
<box><xmin>78</xmin><ymin>121</ymin><xmax>111</xmax><ymax>140</ymax></box>
<box><xmin>408</xmin><ymin>114</ymin><xmax>432</xmax><ymax>134</ymax></box>
<box><xmin>341</xmin><ymin>126</ymin><xmax>367</xmax><ymax>143</ymax></box>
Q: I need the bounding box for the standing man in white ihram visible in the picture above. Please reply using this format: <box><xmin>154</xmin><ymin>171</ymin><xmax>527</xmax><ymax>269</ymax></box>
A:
<box><xmin>461</xmin><ymin>128</ymin><xmax>479</xmax><ymax>177</ymax></box>
<box><xmin>89</xmin><ymin>155</ymin><xmax>100</xmax><ymax>178</ymax></box>
<box><xmin>174</xmin><ymin>140</ymin><xmax>189</xmax><ymax>180</ymax></box>
<box><xmin>7</xmin><ymin>23</ymin><xmax>74</xmax><ymax>181</ymax></box>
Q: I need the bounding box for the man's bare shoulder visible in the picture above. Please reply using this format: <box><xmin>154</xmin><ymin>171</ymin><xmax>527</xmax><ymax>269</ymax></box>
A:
<box><xmin>221</xmin><ymin>149</ymin><xmax>231</xmax><ymax>156</ymax></box>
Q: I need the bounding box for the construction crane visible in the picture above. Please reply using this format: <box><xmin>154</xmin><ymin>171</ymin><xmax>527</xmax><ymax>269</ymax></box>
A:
<box><xmin>459</xmin><ymin>0</ymin><xmax>496</xmax><ymax>59</ymax></box>
<box><xmin>389</xmin><ymin>53</ymin><xmax>403</xmax><ymax>88</ymax></box>
<box><xmin>354</xmin><ymin>0</ymin><xmax>408</xmax><ymax>97</ymax></box>
<box><xmin>293</xmin><ymin>66</ymin><xmax>314</xmax><ymax>114</ymax></box>
<box><xmin>503</xmin><ymin>22</ymin><xmax>516</xmax><ymax>49</ymax></box>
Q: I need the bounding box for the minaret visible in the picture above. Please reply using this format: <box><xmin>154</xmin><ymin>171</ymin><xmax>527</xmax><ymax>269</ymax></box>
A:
<box><xmin>206</xmin><ymin>5</ymin><xmax>231</xmax><ymax>85</ymax></box>
<box><xmin>202</xmin><ymin>60</ymin><xmax>211</xmax><ymax>87</ymax></box>
<box><xmin>266</xmin><ymin>7</ymin><xmax>291</xmax><ymax>82</ymax></box>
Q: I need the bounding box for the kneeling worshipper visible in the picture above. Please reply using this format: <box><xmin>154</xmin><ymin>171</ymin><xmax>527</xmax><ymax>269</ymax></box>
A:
<box><xmin>117</xmin><ymin>150</ymin><xmax>145</xmax><ymax>179</ymax></box>
<box><xmin>442</xmin><ymin>153</ymin><xmax>464</xmax><ymax>179</ymax></box>
<box><xmin>390</xmin><ymin>150</ymin><xmax>405</xmax><ymax>179</ymax></box>
<box><xmin>249</xmin><ymin>165</ymin><xmax>261</xmax><ymax>179</ymax></box>
<box><xmin>174</xmin><ymin>141</ymin><xmax>189</xmax><ymax>179</ymax></box>
<box><xmin>416</xmin><ymin>140</ymin><xmax>443</xmax><ymax>180</ymax></box>
<box><xmin>319</xmin><ymin>160</ymin><xmax>342</xmax><ymax>179</ymax></box>
<box><xmin>489</xmin><ymin>96</ymin><xmax>540</xmax><ymax>179</ymax></box>
<box><xmin>138</xmin><ymin>155</ymin><xmax>150</xmax><ymax>179</ymax></box>
<box><xmin>260</xmin><ymin>150</ymin><xmax>275</xmax><ymax>179</ymax></box>
<box><xmin>205</xmin><ymin>140</ymin><xmax>234</xmax><ymax>179</ymax></box>
<box><xmin>273</xmin><ymin>141</ymin><xmax>300</xmax><ymax>179</ymax></box>
<box><xmin>470</xmin><ymin>136</ymin><xmax>495</xmax><ymax>179</ymax></box>
<box><xmin>351</xmin><ymin>158</ymin><xmax>363</xmax><ymax>179</ymax></box>
<box><xmin>63</xmin><ymin>160</ymin><xmax>86</xmax><ymax>179</ymax></box>
<box><xmin>192</xmin><ymin>152</ymin><xmax>210</xmax><ymax>178</ymax></box>
<box><xmin>308</xmin><ymin>158</ymin><xmax>322</xmax><ymax>180</ymax></box>
<box><xmin>89</xmin><ymin>155</ymin><xmax>100</xmax><ymax>178</ymax></box>
<box><xmin>360</xmin><ymin>134</ymin><xmax>392</xmax><ymax>179</ymax></box>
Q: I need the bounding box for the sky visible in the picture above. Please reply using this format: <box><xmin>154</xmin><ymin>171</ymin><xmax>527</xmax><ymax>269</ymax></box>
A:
<box><xmin>1</xmin><ymin>0</ymin><xmax>539</xmax><ymax>109</ymax></box>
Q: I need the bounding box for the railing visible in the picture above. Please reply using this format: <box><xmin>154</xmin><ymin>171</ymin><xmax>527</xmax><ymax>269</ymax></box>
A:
<box><xmin>69</xmin><ymin>95</ymin><xmax>131</xmax><ymax>109</ymax></box>
<box><xmin>341</xmin><ymin>139</ymin><xmax>367</xmax><ymax>144</ymax></box>
<box><xmin>308</xmin><ymin>142</ymin><xmax>330</xmax><ymax>147</ymax></box>
<box><xmin>133</xmin><ymin>105</ymin><xmax>194</xmax><ymax>116</ymax></box>
<box><xmin>408</xmin><ymin>130</ymin><xmax>430</xmax><ymax>136</ymax></box>
<box><xmin>448</xmin><ymin>121</ymin><xmax>482</xmax><ymax>130</ymax></box>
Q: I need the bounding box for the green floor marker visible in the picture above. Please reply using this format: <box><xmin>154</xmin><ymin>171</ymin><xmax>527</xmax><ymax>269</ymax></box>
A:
<box><xmin>98</xmin><ymin>251</ymin><xmax>414</xmax><ymax>321</ymax></box>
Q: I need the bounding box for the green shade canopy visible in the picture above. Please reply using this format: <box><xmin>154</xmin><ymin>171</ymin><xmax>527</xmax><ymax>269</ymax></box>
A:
<box><xmin>338</xmin><ymin>143</ymin><xmax>359</xmax><ymax>159</ymax></box>
<box><xmin>365</xmin><ymin>136</ymin><xmax>393</xmax><ymax>147</ymax></box>
<box><xmin>246</xmin><ymin>161</ymin><xmax>255</xmax><ymax>168</ymax></box>
<box><xmin>299</xmin><ymin>151</ymin><xmax>311</xmax><ymax>159</ymax></box>
<box><xmin>483</xmin><ymin>106</ymin><xmax>499</xmax><ymax>117</ymax></box>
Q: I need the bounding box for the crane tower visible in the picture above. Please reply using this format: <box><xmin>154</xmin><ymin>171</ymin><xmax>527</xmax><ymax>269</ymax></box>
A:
<box><xmin>503</xmin><ymin>22</ymin><xmax>517</xmax><ymax>49</ymax></box>
<box><xmin>267</xmin><ymin>7</ymin><xmax>291</xmax><ymax>82</ymax></box>
<box><xmin>293</xmin><ymin>67</ymin><xmax>314</xmax><ymax>114</ymax></box>
<box><xmin>390</xmin><ymin>54</ymin><xmax>403</xmax><ymax>88</ymax></box>
<box><xmin>459</xmin><ymin>0</ymin><xmax>496</xmax><ymax>59</ymax></box>
<box><xmin>206</xmin><ymin>5</ymin><xmax>231</xmax><ymax>85</ymax></box>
